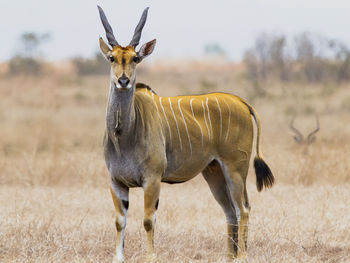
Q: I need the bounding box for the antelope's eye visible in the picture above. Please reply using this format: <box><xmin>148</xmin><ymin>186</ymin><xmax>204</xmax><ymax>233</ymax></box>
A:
<box><xmin>133</xmin><ymin>56</ymin><xmax>140</xmax><ymax>63</ymax></box>
<box><xmin>109</xmin><ymin>56</ymin><xmax>115</xmax><ymax>62</ymax></box>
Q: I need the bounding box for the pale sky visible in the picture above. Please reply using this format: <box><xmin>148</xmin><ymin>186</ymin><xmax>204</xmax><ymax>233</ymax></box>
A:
<box><xmin>0</xmin><ymin>0</ymin><xmax>349</xmax><ymax>61</ymax></box>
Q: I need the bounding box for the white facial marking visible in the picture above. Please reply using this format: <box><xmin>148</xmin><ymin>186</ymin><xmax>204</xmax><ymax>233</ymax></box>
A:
<box><xmin>202</xmin><ymin>100</ymin><xmax>211</xmax><ymax>139</ymax></box>
<box><xmin>159</xmin><ymin>97</ymin><xmax>172</xmax><ymax>147</ymax></box>
<box><xmin>190</xmin><ymin>98</ymin><xmax>204</xmax><ymax>147</ymax></box>
<box><xmin>115</xmin><ymin>83</ymin><xmax>132</xmax><ymax>89</ymax></box>
<box><xmin>169</xmin><ymin>98</ymin><xmax>182</xmax><ymax>151</ymax></box>
<box><xmin>215</xmin><ymin>97</ymin><xmax>222</xmax><ymax>139</ymax></box>
<box><xmin>223</xmin><ymin>98</ymin><xmax>231</xmax><ymax>142</ymax></box>
<box><xmin>206</xmin><ymin>98</ymin><xmax>213</xmax><ymax>138</ymax></box>
<box><xmin>178</xmin><ymin>98</ymin><xmax>192</xmax><ymax>156</ymax></box>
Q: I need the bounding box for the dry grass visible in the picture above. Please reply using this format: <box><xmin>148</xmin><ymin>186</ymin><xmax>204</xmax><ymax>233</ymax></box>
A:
<box><xmin>1</xmin><ymin>62</ymin><xmax>350</xmax><ymax>262</ymax></box>
<box><xmin>1</xmin><ymin>183</ymin><xmax>349</xmax><ymax>262</ymax></box>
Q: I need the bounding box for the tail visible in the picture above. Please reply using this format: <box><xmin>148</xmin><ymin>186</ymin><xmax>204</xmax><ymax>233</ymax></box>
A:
<box><xmin>240</xmin><ymin>100</ymin><xmax>275</xmax><ymax>192</ymax></box>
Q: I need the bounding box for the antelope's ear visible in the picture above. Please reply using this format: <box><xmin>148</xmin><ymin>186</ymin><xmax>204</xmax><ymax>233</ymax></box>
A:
<box><xmin>137</xmin><ymin>39</ymin><xmax>156</xmax><ymax>62</ymax></box>
<box><xmin>99</xmin><ymin>37</ymin><xmax>111</xmax><ymax>57</ymax></box>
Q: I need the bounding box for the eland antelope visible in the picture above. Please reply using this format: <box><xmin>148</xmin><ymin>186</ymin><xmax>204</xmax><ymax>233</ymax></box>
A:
<box><xmin>290</xmin><ymin>115</ymin><xmax>320</xmax><ymax>154</ymax></box>
<box><xmin>290</xmin><ymin>115</ymin><xmax>320</xmax><ymax>145</ymax></box>
<box><xmin>97</xmin><ymin>5</ymin><xmax>274</xmax><ymax>262</ymax></box>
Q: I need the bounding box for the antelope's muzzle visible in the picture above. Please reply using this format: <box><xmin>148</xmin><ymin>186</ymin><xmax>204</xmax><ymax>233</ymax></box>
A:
<box><xmin>116</xmin><ymin>76</ymin><xmax>132</xmax><ymax>89</ymax></box>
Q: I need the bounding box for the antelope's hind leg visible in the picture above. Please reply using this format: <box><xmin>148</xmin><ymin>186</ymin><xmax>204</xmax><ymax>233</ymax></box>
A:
<box><xmin>110</xmin><ymin>183</ymin><xmax>129</xmax><ymax>263</ymax></box>
<box><xmin>220</xmin><ymin>160</ymin><xmax>251</xmax><ymax>260</ymax></box>
<box><xmin>202</xmin><ymin>160</ymin><xmax>239</xmax><ymax>259</ymax></box>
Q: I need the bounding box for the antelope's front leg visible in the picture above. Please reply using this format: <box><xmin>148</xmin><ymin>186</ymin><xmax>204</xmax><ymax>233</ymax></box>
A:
<box><xmin>110</xmin><ymin>184</ymin><xmax>129</xmax><ymax>263</ymax></box>
<box><xmin>143</xmin><ymin>178</ymin><xmax>161</xmax><ymax>262</ymax></box>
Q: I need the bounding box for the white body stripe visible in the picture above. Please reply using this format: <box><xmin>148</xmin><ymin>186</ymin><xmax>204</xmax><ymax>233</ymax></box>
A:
<box><xmin>178</xmin><ymin>98</ymin><xmax>192</xmax><ymax>156</ymax></box>
<box><xmin>220</xmin><ymin>161</ymin><xmax>241</xmax><ymax>222</ymax></box>
<box><xmin>152</xmin><ymin>93</ymin><xmax>164</xmax><ymax>134</ymax></box>
<box><xmin>206</xmin><ymin>98</ymin><xmax>213</xmax><ymax>138</ymax></box>
<box><xmin>169</xmin><ymin>98</ymin><xmax>183</xmax><ymax>151</ymax></box>
<box><xmin>202</xmin><ymin>100</ymin><xmax>211</xmax><ymax>139</ymax></box>
<box><xmin>159</xmin><ymin>97</ymin><xmax>172</xmax><ymax>147</ymax></box>
<box><xmin>190</xmin><ymin>98</ymin><xmax>204</xmax><ymax>146</ymax></box>
<box><xmin>223</xmin><ymin>98</ymin><xmax>231</xmax><ymax>142</ymax></box>
<box><xmin>215</xmin><ymin>97</ymin><xmax>222</xmax><ymax>139</ymax></box>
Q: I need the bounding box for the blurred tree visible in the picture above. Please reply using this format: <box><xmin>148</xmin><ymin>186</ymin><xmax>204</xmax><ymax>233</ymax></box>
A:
<box><xmin>8</xmin><ymin>32</ymin><xmax>50</xmax><ymax>75</ymax></box>
<box><xmin>72</xmin><ymin>52</ymin><xmax>109</xmax><ymax>76</ymax></box>
<box><xmin>244</xmin><ymin>32</ymin><xmax>350</xmax><ymax>85</ymax></box>
<box><xmin>294</xmin><ymin>33</ymin><xmax>315</xmax><ymax>61</ymax></box>
<box><xmin>333</xmin><ymin>42</ymin><xmax>350</xmax><ymax>81</ymax></box>
<box><xmin>204</xmin><ymin>43</ymin><xmax>227</xmax><ymax>58</ymax></box>
<box><xmin>244</xmin><ymin>33</ymin><xmax>289</xmax><ymax>96</ymax></box>
<box><xmin>19</xmin><ymin>32</ymin><xmax>50</xmax><ymax>57</ymax></box>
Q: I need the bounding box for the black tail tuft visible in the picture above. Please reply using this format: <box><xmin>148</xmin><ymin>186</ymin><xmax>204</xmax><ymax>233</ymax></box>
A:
<box><xmin>254</xmin><ymin>157</ymin><xmax>274</xmax><ymax>192</ymax></box>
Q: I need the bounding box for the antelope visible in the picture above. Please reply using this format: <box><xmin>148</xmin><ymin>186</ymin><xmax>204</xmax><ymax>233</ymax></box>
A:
<box><xmin>97</xmin><ymin>5</ymin><xmax>274</xmax><ymax>262</ymax></box>
<box><xmin>290</xmin><ymin>116</ymin><xmax>320</xmax><ymax>154</ymax></box>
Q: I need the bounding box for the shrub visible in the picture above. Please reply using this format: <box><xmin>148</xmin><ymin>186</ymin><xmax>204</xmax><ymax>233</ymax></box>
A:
<box><xmin>72</xmin><ymin>53</ymin><xmax>109</xmax><ymax>76</ymax></box>
<box><xmin>244</xmin><ymin>32</ymin><xmax>350</xmax><ymax>85</ymax></box>
<box><xmin>8</xmin><ymin>56</ymin><xmax>42</xmax><ymax>76</ymax></box>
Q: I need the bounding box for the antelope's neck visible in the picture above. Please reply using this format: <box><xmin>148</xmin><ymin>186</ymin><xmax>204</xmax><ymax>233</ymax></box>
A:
<box><xmin>106</xmin><ymin>83</ymin><xmax>136</xmax><ymax>144</ymax></box>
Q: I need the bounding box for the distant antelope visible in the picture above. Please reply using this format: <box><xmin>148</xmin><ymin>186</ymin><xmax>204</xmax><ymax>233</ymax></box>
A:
<box><xmin>290</xmin><ymin>116</ymin><xmax>320</xmax><ymax>153</ymax></box>
<box><xmin>97</xmin><ymin>6</ymin><xmax>274</xmax><ymax>262</ymax></box>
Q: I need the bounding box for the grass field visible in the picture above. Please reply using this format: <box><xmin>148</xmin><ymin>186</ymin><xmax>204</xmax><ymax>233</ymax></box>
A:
<box><xmin>1</xmin><ymin>62</ymin><xmax>350</xmax><ymax>262</ymax></box>
<box><xmin>1</xmin><ymin>183</ymin><xmax>350</xmax><ymax>262</ymax></box>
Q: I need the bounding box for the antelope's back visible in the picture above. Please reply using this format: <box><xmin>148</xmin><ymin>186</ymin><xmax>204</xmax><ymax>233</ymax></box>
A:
<box><xmin>137</xmin><ymin>87</ymin><xmax>254</xmax><ymax>148</ymax></box>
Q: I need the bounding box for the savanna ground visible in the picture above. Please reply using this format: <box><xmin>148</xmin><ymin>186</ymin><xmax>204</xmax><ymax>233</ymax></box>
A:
<box><xmin>1</xmin><ymin>61</ymin><xmax>350</xmax><ymax>262</ymax></box>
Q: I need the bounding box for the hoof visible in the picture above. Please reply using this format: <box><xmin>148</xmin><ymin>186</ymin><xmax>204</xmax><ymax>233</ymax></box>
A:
<box><xmin>227</xmin><ymin>253</ymin><xmax>248</xmax><ymax>262</ymax></box>
<box><xmin>112</xmin><ymin>256</ymin><xmax>124</xmax><ymax>263</ymax></box>
<box><xmin>237</xmin><ymin>251</ymin><xmax>247</xmax><ymax>259</ymax></box>
<box><xmin>227</xmin><ymin>253</ymin><xmax>237</xmax><ymax>261</ymax></box>
<box><xmin>146</xmin><ymin>253</ymin><xmax>156</xmax><ymax>262</ymax></box>
<box><xmin>236</xmin><ymin>252</ymin><xmax>248</xmax><ymax>262</ymax></box>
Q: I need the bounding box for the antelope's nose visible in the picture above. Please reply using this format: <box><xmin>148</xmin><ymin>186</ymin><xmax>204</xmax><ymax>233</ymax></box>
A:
<box><xmin>118</xmin><ymin>76</ymin><xmax>130</xmax><ymax>88</ymax></box>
